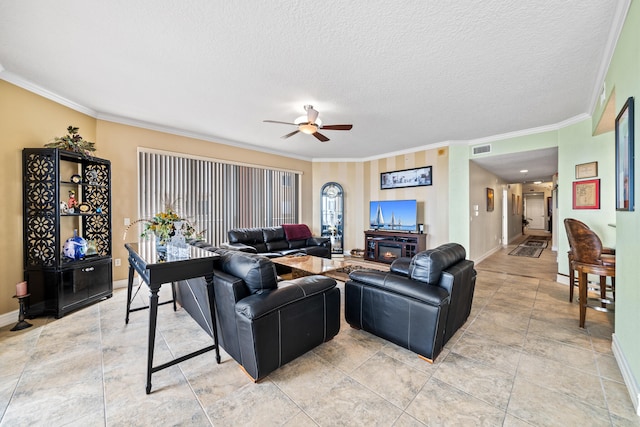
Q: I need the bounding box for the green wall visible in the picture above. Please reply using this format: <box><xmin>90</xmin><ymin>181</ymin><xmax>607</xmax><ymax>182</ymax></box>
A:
<box><xmin>601</xmin><ymin>0</ymin><xmax>640</xmax><ymax>402</ymax></box>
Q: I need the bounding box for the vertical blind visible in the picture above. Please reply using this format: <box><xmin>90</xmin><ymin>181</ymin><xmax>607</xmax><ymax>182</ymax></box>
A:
<box><xmin>138</xmin><ymin>151</ymin><xmax>300</xmax><ymax>246</ymax></box>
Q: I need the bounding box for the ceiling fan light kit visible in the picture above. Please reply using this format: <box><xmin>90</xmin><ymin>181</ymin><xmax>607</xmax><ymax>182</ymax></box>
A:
<box><xmin>264</xmin><ymin>105</ymin><xmax>353</xmax><ymax>142</ymax></box>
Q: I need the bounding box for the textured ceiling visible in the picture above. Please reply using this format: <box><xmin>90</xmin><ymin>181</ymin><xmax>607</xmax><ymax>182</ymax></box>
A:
<box><xmin>0</xmin><ymin>1</ymin><xmax>627</xmax><ymax>177</ymax></box>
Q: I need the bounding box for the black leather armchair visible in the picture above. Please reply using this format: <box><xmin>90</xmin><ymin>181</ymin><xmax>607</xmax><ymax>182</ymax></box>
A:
<box><xmin>345</xmin><ymin>243</ymin><xmax>476</xmax><ymax>362</ymax></box>
<box><xmin>176</xmin><ymin>248</ymin><xmax>340</xmax><ymax>381</ymax></box>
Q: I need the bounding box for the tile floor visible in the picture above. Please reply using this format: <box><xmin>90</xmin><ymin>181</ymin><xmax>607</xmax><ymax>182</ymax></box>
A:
<box><xmin>1</xmin><ymin>235</ymin><xmax>639</xmax><ymax>426</ymax></box>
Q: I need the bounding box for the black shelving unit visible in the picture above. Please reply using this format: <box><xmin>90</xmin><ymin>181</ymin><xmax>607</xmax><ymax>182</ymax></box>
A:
<box><xmin>23</xmin><ymin>148</ymin><xmax>112</xmax><ymax>318</ymax></box>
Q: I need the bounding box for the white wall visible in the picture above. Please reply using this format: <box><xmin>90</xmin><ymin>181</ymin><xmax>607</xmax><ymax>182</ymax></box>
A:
<box><xmin>469</xmin><ymin>161</ymin><xmax>507</xmax><ymax>260</ymax></box>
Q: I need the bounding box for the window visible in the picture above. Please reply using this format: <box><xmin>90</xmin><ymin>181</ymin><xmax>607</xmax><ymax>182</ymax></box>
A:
<box><xmin>138</xmin><ymin>150</ymin><xmax>300</xmax><ymax>246</ymax></box>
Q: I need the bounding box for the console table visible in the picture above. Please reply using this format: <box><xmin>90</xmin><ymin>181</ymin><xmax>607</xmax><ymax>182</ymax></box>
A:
<box><xmin>124</xmin><ymin>242</ymin><xmax>220</xmax><ymax>394</ymax></box>
<box><xmin>364</xmin><ymin>230</ymin><xmax>427</xmax><ymax>264</ymax></box>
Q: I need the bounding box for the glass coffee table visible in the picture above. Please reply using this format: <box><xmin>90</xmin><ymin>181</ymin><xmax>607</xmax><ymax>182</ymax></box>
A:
<box><xmin>272</xmin><ymin>254</ymin><xmax>345</xmax><ymax>278</ymax></box>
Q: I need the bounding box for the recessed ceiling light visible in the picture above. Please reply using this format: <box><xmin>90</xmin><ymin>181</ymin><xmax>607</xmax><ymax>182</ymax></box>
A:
<box><xmin>520</xmin><ymin>169</ymin><xmax>528</xmax><ymax>173</ymax></box>
<box><xmin>534</xmin><ymin>181</ymin><xmax>542</xmax><ymax>184</ymax></box>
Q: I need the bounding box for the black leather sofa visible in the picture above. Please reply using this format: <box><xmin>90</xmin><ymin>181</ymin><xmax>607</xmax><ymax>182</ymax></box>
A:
<box><xmin>176</xmin><ymin>244</ymin><xmax>340</xmax><ymax>381</ymax></box>
<box><xmin>345</xmin><ymin>243</ymin><xmax>476</xmax><ymax>362</ymax></box>
<box><xmin>221</xmin><ymin>225</ymin><xmax>331</xmax><ymax>259</ymax></box>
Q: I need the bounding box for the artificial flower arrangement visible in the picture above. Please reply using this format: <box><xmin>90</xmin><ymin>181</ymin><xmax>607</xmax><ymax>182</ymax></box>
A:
<box><xmin>45</xmin><ymin>126</ymin><xmax>96</xmax><ymax>157</ymax></box>
<box><xmin>124</xmin><ymin>205</ymin><xmax>201</xmax><ymax>245</ymax></box>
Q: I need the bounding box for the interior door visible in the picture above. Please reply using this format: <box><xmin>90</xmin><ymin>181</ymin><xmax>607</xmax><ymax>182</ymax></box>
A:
<box><xmin>526</xmin><ymin>196</ymin><xmax>545</xmax><ymax>229</ymax></box>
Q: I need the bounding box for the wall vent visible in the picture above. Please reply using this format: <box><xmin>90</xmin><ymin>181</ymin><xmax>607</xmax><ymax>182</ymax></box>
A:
<box><xmin>472</xmin><ymin>144</ymin><xmax>491</xmax><ymax>155</ymax></box>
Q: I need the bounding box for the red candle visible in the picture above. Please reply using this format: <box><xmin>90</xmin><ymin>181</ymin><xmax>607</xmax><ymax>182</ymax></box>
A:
<box><xmin>16</xmin><ymin>281</ymin><xmax>27</xmax><ymax>297</ymax></box>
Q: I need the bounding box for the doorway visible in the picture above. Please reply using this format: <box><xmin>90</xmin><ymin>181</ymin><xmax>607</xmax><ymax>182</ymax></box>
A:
<box><xmin>525</xmin><ymin>194</ymin><xmax>545</xmax><ymax>230</ymax></box>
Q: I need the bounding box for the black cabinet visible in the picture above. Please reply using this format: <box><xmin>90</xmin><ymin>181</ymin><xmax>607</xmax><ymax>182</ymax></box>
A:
<box><xmin>364</xmin><ymin>230</ymin><xmax>427</xmax><ymax>264</ymax></box>
<box><xmin>22</xmin><ymin>148</ymin><xmax>112</xmax><ymax>318</ymax></box>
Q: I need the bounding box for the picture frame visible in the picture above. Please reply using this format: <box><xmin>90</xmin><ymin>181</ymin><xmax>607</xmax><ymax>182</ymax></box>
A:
<box><xmin>512</xmin><ymin>194</ymin><xmax>516</xmax><ymax>215</ymax></box>
<box><xmin>517</xmin><ymin>195</ymin><xmax>520</xmax><ymax>215</ymax></box>
<box><xmin>575</xmin><ymin>162</ymin><xmax>598</xmax><ymax>179</ymax></box>
<box><xmin>615</xmin><ymin>96</ymin><xmax>634</xmax><ymax>211</ymax></box>
<box><xmin>380</xmin><ymin>166</ymin><xmax>432</xmax><ymax>190</ymax></box>
<box><xmin>486</xmin><ymin>188</ymin><xmax>494</xmax><ymax>212</ymax></box>
<box><xmin>572</xmin><ymin>179</ymin><xmax>600</xmax><ymax>209</ymax></box>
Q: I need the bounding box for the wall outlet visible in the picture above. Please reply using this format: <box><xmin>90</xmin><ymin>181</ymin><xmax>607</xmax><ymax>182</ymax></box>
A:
<box><xmin>114</xmin><ymin>258</ymin><xmax>121</xmax><ymax>267</ymax></box>
<box><xmin>124</xmin><ymin>218</ymin><xmax>130</xmax><ymax>226</ymax></box>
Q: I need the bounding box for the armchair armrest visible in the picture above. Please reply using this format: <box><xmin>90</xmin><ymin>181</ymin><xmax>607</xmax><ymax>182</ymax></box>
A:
<box><xmin>348</xmin><ymin>269</ymin><xmax>449</xmax><ymax>306</ymax></box>
<box><xmin>306</xmin><ymin>236</ymin><xmax>330</xmax><ymax>247</ymax></box>
<box><xmin>219</xmin><ymin>242</ymin><xmax>258</xmax><ymax>253</ymax></box>
<box><xmin>236</xmin><ymin>275</ymin><xmax>336</xmax><ymax>320</ymax></box>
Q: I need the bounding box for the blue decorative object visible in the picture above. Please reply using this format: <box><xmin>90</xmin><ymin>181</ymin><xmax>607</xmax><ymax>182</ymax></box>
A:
<box><xmin>63</xmin><ymin>229</ymin><xmax>88</xmax><ymax>260</ymax></box>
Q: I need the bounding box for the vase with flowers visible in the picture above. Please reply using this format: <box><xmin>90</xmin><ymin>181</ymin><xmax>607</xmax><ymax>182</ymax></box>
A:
<box><xmin>124</xmin><ymin>205</ymin><xmax>200</xmax><ymax>255</ymax></box>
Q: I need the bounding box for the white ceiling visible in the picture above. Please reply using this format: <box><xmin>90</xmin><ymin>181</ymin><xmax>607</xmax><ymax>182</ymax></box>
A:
<box><xmin>0</xmin><ymin>1</ymin><xmax>628</xmax><ymax>180</ymax></box>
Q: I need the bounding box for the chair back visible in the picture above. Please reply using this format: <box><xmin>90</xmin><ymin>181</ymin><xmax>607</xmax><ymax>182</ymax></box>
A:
<box><xmin>564</xmin><ymin>218</ymin><xmax>604</xmax><ymax>265</ymax></box>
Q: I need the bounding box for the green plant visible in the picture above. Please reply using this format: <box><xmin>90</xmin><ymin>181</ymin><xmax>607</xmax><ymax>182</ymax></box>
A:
<box><xmin>124</xmin><ymin>204</ymin><xmax>201</xmax><ymax>244</ymax></box>
<box><xmin>45</xmin><ymin>126</ymin><xmax>96</xmax><ymax>156</ymax></box>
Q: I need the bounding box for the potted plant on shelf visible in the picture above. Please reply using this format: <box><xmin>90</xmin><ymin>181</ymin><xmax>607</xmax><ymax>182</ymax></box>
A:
<box><xmin>45</xmin><ymin>126</ymin><xmax>96</xmax><ymax>157</ymax></box>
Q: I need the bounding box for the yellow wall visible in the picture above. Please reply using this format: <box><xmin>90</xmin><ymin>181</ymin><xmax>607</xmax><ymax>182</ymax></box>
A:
<box><xmin>0</xmin><ymin>81</ymin><xmax>313</xmax><ymax>316</ymax></box>
<box><xmin>312</xmin><ymin>146</ymin><xmax>450</xmax><ymax>253</ymax></box>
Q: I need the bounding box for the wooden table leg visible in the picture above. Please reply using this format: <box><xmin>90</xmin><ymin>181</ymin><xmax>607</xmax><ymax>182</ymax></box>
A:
<box><xmin>146</xmin><ymin>285</ymin><xmax>160</xmax><ymax>394</ymax></box>
<box><xmin>579</xmin><ymin>270</ymin><xmax>587</xmax><ymax>328</ymax></box>
<box><xmin>125</xmin><ymin>264</ymin><xmax>134</xmax><ymax>324</ymax></box>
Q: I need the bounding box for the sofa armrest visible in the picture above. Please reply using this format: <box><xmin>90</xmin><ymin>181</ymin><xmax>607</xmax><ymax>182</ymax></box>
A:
<box><xmin>219</xmin><ymin>242</ymin><xmax>258</xmax><ymax>253</ymax></box>
<box><xmin>306</xmin><ymin>236</ymin><xmax>330</xmax><ymax>247</ymax></box>
<box><xmin>235</xmin><ymin>275</ymin><xmax>337</xmax><ymax>320</ymax></box>
<box><xmin>348</xmin><ymin>269</ymin><xmax>449</xmax><ymax>306</ymax></box>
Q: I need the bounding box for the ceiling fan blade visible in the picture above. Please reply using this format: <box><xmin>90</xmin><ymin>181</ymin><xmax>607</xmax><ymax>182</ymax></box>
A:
<box><xmin>264</xmin><ymin>120</ymin><xmax>297</xmax><ymax>126</ymax></box>
<box><xmin>306</xmin><ymin>105</ymin><xmax>319</xmax><ymax>124</ymax></box>
<box><xmin>281</xmin><ymin>130</ymin><xmax>300</xmax><ymax>139</ymax></box>
<box><xmin>321</xmin><ymin>124</ymin><xmax>353</xmax><ymax>130</ymax></box>
<box><xmin>313</xmin><ymin>132</ymin><xmax>330</xmax><ymax>142</ymax></box>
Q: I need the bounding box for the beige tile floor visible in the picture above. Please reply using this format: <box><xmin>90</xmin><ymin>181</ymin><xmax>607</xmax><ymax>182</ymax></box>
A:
<box><xmin>1</xmin><ymin>235</ymin><xmax>639</xmax><ymax>426</ymax></box>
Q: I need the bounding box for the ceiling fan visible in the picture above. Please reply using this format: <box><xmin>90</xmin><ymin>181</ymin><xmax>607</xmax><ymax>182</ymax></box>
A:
<box><xmin>263</xmin><ymin>105</ymin><xmax>353</xmax><ymax>142</ymax></box>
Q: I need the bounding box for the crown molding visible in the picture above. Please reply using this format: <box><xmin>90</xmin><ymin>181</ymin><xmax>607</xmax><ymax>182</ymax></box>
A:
<box><xmin>97</xmin><ymin>113</ymin><xmax>312</xmax><ymax>162</ymax></box>
<box><xmin>0</xmin><ymin>69</ymin><xmax>97</xmax><ymax>117</ymax></box>
<box><xmin>2</xmin><ymin>66</ymin><xmax>592</xmax><ymax>163</ymax></box>
<box><xmin>587</xmin><ymin>0</ymin><xmax>632</xmax><ymax>115</ymax></box>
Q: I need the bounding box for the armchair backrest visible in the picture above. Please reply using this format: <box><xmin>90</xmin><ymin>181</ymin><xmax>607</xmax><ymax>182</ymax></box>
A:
<box><xmin>408</xmin><ymin>243</ymin><xmax>467</xmax><ymax>284</ymax></box>
<box><xmin>564</xmin><ymin>218</ymin><xmax>604</xmax><ymax>264</ymax></box>
<box><xmin>216</xmin><ymin>249</ymin><xmax>278</xmax><ymax>294</ymax></box>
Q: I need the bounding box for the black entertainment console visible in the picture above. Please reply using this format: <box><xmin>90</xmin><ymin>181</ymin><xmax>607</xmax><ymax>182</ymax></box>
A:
<box><xmin>364</xmin><ymin>230</ymin><xmax>427</xmax><ymax>264</ymax></box>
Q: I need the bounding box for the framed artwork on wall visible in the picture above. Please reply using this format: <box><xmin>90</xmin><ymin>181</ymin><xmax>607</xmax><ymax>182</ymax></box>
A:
<box><xmin>381</xmin><ymin>166</ymin><xmax>432</xmax><ymax>189</ymax></box>
<box><xmin>512</xmin><ymin>194</ymin><xmax>516</xmax><ymax>215</ymax></box>
<box><xmin>486</xmin><ymin>188</ymin><xmax>494</xmax><ymax>211</ymax></box>
<box><xmin>575</xmin><ymin>161</ymin><xmax>598</xmax><ymax>179</ymax></box>
<box><xmin>615</xmin><ymin>96</ymin><xmax>634</xmax><ymax>211</ymax></box>
<box><xmin>573</xmin><ymin>179</ymin><xmax>600</xmax><ymax>209</ymax></box>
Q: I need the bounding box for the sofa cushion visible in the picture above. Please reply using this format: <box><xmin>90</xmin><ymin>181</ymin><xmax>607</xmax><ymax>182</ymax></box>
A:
<box><xmin>409</xmin><ymin>243</ymin><xmax>467</xmax><ymax>284</ymax></box>
<box><xmin>218</xmin><ymin>250</ymin><xmax>278</xmax><ymax>294</ymax></box>
<box><xmin>262</xmin><ymin>227</ymin><xmax>286</xmax><ymax>242</ymax></box>
<box><xmin>282</xmin><ymin>223</ymin><xmax>312</xmax><ymax>241</ymax></box>
<box><xmin>228</xmin><ymin>228</ymin><xmax>264</xmax><ymax>244</ymax></box>
<box><xmin>288</xmin><ymin>239</ymin><xmax>307</xmax><ymax>249</ymax></box>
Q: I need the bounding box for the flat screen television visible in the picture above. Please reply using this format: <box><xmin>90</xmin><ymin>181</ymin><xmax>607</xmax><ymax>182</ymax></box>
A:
<box><xmin>369</xmin><ymin>199</ymin><xmax>417</xmax><ymax>232</ymax></box>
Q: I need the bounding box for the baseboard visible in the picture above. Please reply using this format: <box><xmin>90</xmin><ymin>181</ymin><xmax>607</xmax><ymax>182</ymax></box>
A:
<box><xmin>556</xmin><ymin>274</ymin><xmax>570</xmax><ymax>285</ymax></box>
<box><xmin>473</xmin><ymin>245</ymin><xmax>501</xmax><ymax>264</ymax></box>
<box><xmin>113</xmin><ymin>278</ymin><xmax>128</xmax><ymax>289</ymax></box>
<box><xmin>612</xmin><ymin>333</ymin><xmax>640</xmax><ymax>416</ymax></box>
<box><xmin>1</xmin><ymin>280</ymin><xmax>129</xmax><ymax>329</ymax></box>
<box><xmin>0</xmin><ymin>309</ymin><xmax>19</xmax><ymax>328</ymax></box>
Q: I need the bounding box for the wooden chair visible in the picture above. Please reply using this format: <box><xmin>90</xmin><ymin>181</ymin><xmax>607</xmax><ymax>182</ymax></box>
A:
<box><xmin>564</xmin><ymin>218</ymin><xmax>615</xmax><ymax>303</ymax></box>
<box><xmin>564</xmin><ymin>218</ymin><xmax>615</xmax><ymax>328</ymax></box>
